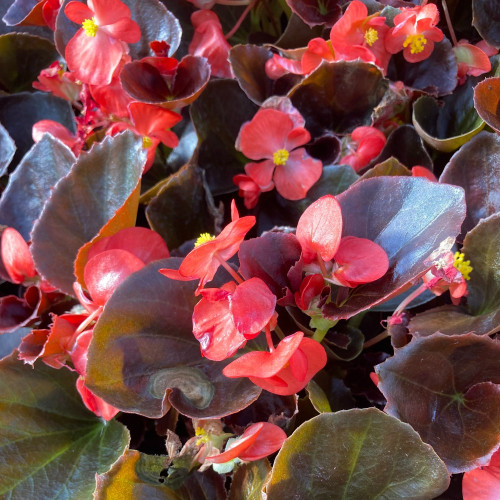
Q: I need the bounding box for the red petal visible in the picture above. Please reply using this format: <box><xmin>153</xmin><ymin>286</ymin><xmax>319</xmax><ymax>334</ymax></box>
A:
<box><xmin>1</xmin><ymin>228</ymin><xmax>36</xmax><ymax>284</ymax></box>
<box><xmin>289</xmin><ymin>347</ymin><xmax>308</xmax><ymax>381</ymax></box>
<box><xmin>238</xmin><ymin>109</ymin><xmax>294</xmax><ymax>160</ymax></box>
<box><xmin>129</xmin><ymin>102</ymin><xmax>181</xmax><ymax>137</ymax></box>
<box><xmin>411</xmin><ymin>166</ymin><xmax>437</xmax><ymax>181</ymax></box>
<box><xmin>238</xmin><ymin>422</ymin><xmax>287</xmax><ymax>461</ymax></box>
<box><xmin>245</xmin><ymin>160</ymin><xmax>275</xmax><ymax>189</ymax></box>
<box><xmin>296</xmin><ymin>194</ymin><xmax>343</xmax><ymax>264</ymax></box>
<box><xmin>462</xmin><ymin>449</ymin><xmax>500</xmax><ymax>500</ymax></box>
<box><xmin>84</xmin><ymin>249</ymin><xmax>145</xmax><ymax>306</ymax></box>
<box><xmin>273</xmin><ymin>149</ymin><xmax>322</xmax><ymax>200</ymax></box>
<box><xmin>64</xmin><ymin>1</ymin><xmax>93</xmax><ymax>24</ymax></box>
<box><xmin>89</xmin><ymin>0</ymin><xmax>131</xmax><ymax>25</ymax></box>
<box><xmin>231</xmin><ymin>278</ymin><xmax>276</xmax><ymax>339</ymax></box>
<box><xmin>76</xmin><ymin>376</ymin><xmax>119</xmax><ymax>420</ymax></box>
<box><xmin>206</xmin><ymin>423</ymin><xmax>263</xmax><ymax>463</ymax></box>
<box><xmin>333</xmin><ymin>236</ymin><xmax>389</xmax><ymax>287</ymax></box>
<box><xmin>101</xmin><ymin>17</ymin><xmax>141</xmax><ymax>43</ymax></box>
<box><xmin>285</xmin><ymin>127</ymin><xmax>310</xmax><ymax>151</ymax></box>
<box><xmin>295</xmin><ymin>274</ymin><xmax>326</xmax><ymax>310</ymax></box>
<box><xmin>88</xmin><ymin>227</ymin><xmax>169</xmax><ymax>264</ymax></box>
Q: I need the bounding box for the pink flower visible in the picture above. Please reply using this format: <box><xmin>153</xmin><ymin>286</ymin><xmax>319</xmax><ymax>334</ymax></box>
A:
<box><xmin>237</xmin><ymin>108</ymin><xmax>322</xmax><ymax>201</ymax></box>
<box><xmin>462</xmin><ymin>448</ymin><xmax>500</xmax><ymax>500</ymax></box>
<box><xmin>454</xmin><ymin>40</ymin><xmax>494</xmax><ymax>85</ymax></box>
<box><xmin>1</xmin><ymin>228</ymin><xmax>37</xmax><ymax>284</ymax></box>
<box><xmin>340</xmin><ymin>126</ymin><xmax>386</xmax><ymax>172</ymax></box>
<box><xmin>64</xmin><ymin>0</ymin><xmax>141</xmax><ymax>85</ymax></box>
<box><xmin>385</xmin><ymin>3</ymin><xmax>444</xmax><ymax>63</ymax></box>
<box><xmin>233</xmin><ymin>174</ymin><xmax>270</xmax><ymax>209</ymax></box>
<box><xmin>33</xmin><ymin>62</ymin><xmax>81</xmax><ymax>102</ymax></box>
<box><xmin>33</xmin><ymin>120</ymin><xmax>83</xmax><ymax>156</ymax></box>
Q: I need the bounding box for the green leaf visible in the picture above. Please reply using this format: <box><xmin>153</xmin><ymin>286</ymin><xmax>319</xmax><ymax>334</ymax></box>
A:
<box><xmin>0</xmin><ymin>33</ymin><xmax>60</xmax><ymax>93</ymax></box>
<box><xmin>358</xmin><ymin>157</ymin><xmax>411</xmax><ymax>181</ymax></box>
<box><xmin>0</xmin><ymin>353</ymin><xmax>129</xmax><ymax>500</ymax></box>
<box><xmin>306</xmin><ymin>379</ymin><xmax>332</xmax><ymax>413</ymax></box>
<box><xmin>266</xmin><ymin>408</ymin><xmax>450</xmax><ymax>499</ymax></box>
<box><xmin>376</xmin><ymin>333</ymin><xmax>500</xmax><ymax>473</ymax></box>
<box><xmin>30</xmin><ymin>131</ymin><xmax>145</xmax><ymax>295</ymax></box>
<box><xmin>229</xmin><ymin>459</ymin><xmax>271</xmax><ymax>500</ymax></box>
<box><xmin>440</xmin><ymin>132</ymin><xmax>500</xmax><ymax>240</ymax></box>
<box><xmin>0</xmin><ymin>134</ymin><xmax>75</xmax><ymax>240</ymax></box>
<box><xmin>86</xmin><ymin>258</ymin><xmax>261</xmax><ymax>418</ymax></box>
<box><xmin>289</xmin><ymin>61</ymin><xmax>388</xmax><ymax>136</ymax></box>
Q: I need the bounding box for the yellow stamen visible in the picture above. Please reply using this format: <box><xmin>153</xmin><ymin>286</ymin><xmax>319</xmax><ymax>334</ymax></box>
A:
<box><xmin>195</xmin><ymin>427</ymin><xmax>210</xmax><ymax>445</ymax></box>
<box><xmin>82</xmin><ymin>17</ymin><xmax>98</xmax><ymax>37</ymax></box>
<box><xmin>273</xmin><ymin>149</ymin><xmax>289</xmax><ymax>166</ymax></box>
<box><xmin>453</xmin><ymin>251</ymin><xmax>473</xmax><ymax>280</ymax></box>
<box><xmin>364</xmin><ymin>28</ymin><xmax>379</xmax><ymax>46</ymax></box>
<box><xmin>403</xmin><ymin>34</ymin><xmax>427</xmax><ymax>54</ymax></box>
<box><xmin>194</xmin><ymin>233</ymin><xmax>216</xmax><ymax>248</ymax></box>
<box><xmin>142</xmin><ymin>136</ymin><xmax>153</xmax><ymax>149</ymax></box>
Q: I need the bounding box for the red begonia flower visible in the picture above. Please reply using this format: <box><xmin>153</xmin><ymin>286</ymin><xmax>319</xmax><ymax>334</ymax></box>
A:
<box><xmin>329</xmin><ymin>0</ymin><xmax>390</xmax><ymax>73</ymax></box>
<box><xmin>1</xmin><ymin>227</ymin><xmax>37</xmax><ymax>284</ymax></box>
<box><xmin>454</xmin><ymin>41</ymin><xmax>493</xmax><ymax>85</ymax></box>
<box><xmin>385</xmin><ymin>3</ymin><xmax>443</xmax><ymax>63</ymax></box>
<box><xmin>33</xmin><ymin>62</ymin><xmax>82</xmax><ymax>102</ymax></box>
<box><xmin>295</xmin><ymin>273</ymin><xmax>328</xmax><ymax>311</ymax></box>
<box><xmin>223</xmin><ymin>332</ymin><xmax>327</xmax><ymax>396</ymax></box>
<box><xmin>193</xmin><ymin>278</ymin><xmax>276</xmax><ymax>360</ymax></box>
<box><xmin>206</xmin><ymin>422</ymin><xmax>287</xmax><ymax>463</ymax></box>
<box><xmin>331</xmin><ymin>236</ymin><xmax>389</xmax><ymax>287</ymax></box>
<box><xmin>107</xmin><ymin>102</ymin><xmax>181</xmax><ymax>171</ymax></box>
<box><xmin>83</xmin><ymin>249</ymin><xmax>145</xmax><ymax>306</ymax></box>
<box><xmin>411</xmin><ymin>165</ymin><xmax>437</xmax><ymax>181</ymax></box>
<box><xmin>76</xmin><ymin>376</ymin><xmax>119</xmax><ymax>420</ymax></box>
<box><xmin>89</xmin><ymin>75</ymin><xmax>134</xmax><ymax>119</ymax></box>
<box><xmin>340</xmin><ymin>126</ymin><xmax>386</xmax><ymax>172</ymax></box>
<box><xmin>159</xmin><ymin>201</ymin><xmax>255</xmax><ymax>293</ymax></box>
<box><xmin>33</xmin><ymin>120</ymin><xmax>83</xmax><ymax>156</ymax></box>
<box><xmin>295</xmin><ymin>194</ymin><xmax>343</xmax><ymax>264</ymax></box>
<box><xmin>462</xmin><ymin>448</ymin><xmax>500</xmax><ymax>500</ymax></box>
<box><xmin>189</xmin><ymin>10</ymin><xmax>233</xmax><ymax>79</ymax></box>
<box><xmin>64</xmin><ymin>0</ymin><xmax>141</xmax><ymax>85</ymax></box>
<box><xmin>88</xmin><ymin>227</ymin><xmax>169</xmax><ymax>264</ymax></box>
<box><xmin>237</xmin><ymin>108</ymin><xmax>322</xmax><ymax>200</ymax></box>
<box><xmin>233</xmin><ymin>174</ymin><xmax>269</xmax><ymax>209</ymax></box>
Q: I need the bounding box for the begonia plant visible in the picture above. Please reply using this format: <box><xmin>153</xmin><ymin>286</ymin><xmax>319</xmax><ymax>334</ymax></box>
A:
<box><xmin>0</xmin><ymin>0</ymin><xmax>498</xmax><ymax>498</ymax></box>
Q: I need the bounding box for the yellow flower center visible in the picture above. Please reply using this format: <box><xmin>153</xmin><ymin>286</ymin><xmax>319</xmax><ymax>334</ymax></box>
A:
<box><xmin>195</xmin><ymin>427</ymin><xmax>210</xmax><ymax>445</ymax></box>
<box><xmin>194</xmin><ymin>233</ymin><xmax>216</xmax><ymax>248</ymax></box>
<box><xmin>403</xmin><ymin>34</ymin><xmax>427</xmax><ymax>54</ymax></box>
<box><xmin>82</xmin><ymin>17</ymin><xmax>98</xmax><ymax>37</ymax></box>
<box><xmin>364</xmin><ymin>28</ymin><xmax>379</xmax><ymax>46</ymax></box>
<box><xmin>142</xmin><ymin>136</ymin><xmax>153</xmax><ymax>149</ymax></box>
<box><xmin>453</xmin><ymin>251</ymin><xmax>473</xmax><ymax>280</ymax></box>
<box><xmin>273</xmin><ymin>149</ymin><xmax>289</xmax><ymax>166</ymax></box>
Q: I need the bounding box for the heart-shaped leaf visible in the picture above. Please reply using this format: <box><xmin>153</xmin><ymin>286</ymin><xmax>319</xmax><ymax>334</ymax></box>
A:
<box><xmin>266</xmin><ymin>408</ymin><xmax>450</xmax><ymax>499</ymax></box>
<box><xmin>86</xmin><ymin>258</ymin><xmax>261</xmax><ymax>419</ymax></box>
<box><xmin>0</xmin><ymin>134</ymin><xmax>75</xmax><ymax>240</ymax></box>
<box><xmin>322</xmin><ymin>177</ymin><xmax>465</xmax><ymax>320</ymax></box>
<box><xmin>0</xmin><ymin>33</ymin><xmax>60</xmax><ymax>93</ymax></box>
<box><xmin>30</xmin><ymin>131</ymin><xmax>145</xmax><ymax>295</ymax></box>
<box><xmin>440</xmin><ymin>131</ymin><xmax>500</xmax><ymax>239</ymax></box>
<box><xmin>190</xmin><ymin>79</ymin><xmax>258</xmax><ymax>195</ymax></box>
<box><xmin>289</xmin><ymin>61</ymin><xmax>388</xmax><ymax>136</ymax></box>
<box><xmin>376</xmin><ymin>333</ymin><xmax>500</xmax><ymax>473</ymax></box>
<box><xmin>0</xmin><ymin>353</ymin><xmax>129</xmax><ymax>499</ymax></box>
<box><xmin>474</xmin><ymin>77</ymin><xmax>500</xmax><ymax>132</ymax></box>
<box><xmin>0</xmin><ymin>122</ymin><xmax>15</xmax><ymax>176</ymax></box>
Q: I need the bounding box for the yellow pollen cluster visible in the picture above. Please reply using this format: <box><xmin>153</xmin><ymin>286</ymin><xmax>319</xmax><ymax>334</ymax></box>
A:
<box><xmin>453</xmin><ymin>251</ymin><xmax>473</xmax><ymax>280</ymax></box>
<box><xmin>273</xmin><ymin>148</ymin><xmax>289</xmax><ymax>166</ymax></box>
<box><xmin>195</xmin><ymin>427</ymin><xmax>210</xmax><ymax>445</ymax></box>
<box><xmin>194</xmin><ymin>233</ymin><xmax>216</xmax><ymax>248</ymax></box>
<box><xmin>403</xmin><ymin>34</ymin><xmax>427</xmax><ymax>54</ymax></box>
<box><xmin>82</xmin><ymin>17</ymin><xmax>98</xmax><ymax>37</ymax></box>
<box><xmin>142</xmin><ymin>136</ymin><xmax>153</xmax><ymax>149</ymax></box>
<box><xmin>364</xmin><ymin>28</ymin><xmax>379</xmax><ymax>46</ymax></box>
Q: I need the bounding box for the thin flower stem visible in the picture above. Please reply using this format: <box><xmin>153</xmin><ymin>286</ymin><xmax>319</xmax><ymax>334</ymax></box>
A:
<box><xmin>363</xmin><ymin>330</ymin><xmax>389</xmax><ymax>349</ymax></box>
<box><xmin>441</xmin><ymin>0</ymin><xmax>458</xmax><ymax>46</ymax></box>
<box><xmin>218</xmin><ymin>0</ymin><xmax>250</xmax><ymax>5</ymax></box>
<box><xmin>265</xmin><ymin>324</ymin><xmax>275</xmax><ymax>352</ymax></box>
<box><xmin>316</xmin><ymin>253</ymin><xmax>329</xmax><ymax>276</ymax></box>
<box><xmin>215</xmin><ymin>253</ymin><xmax>244</xmax><ymax>284</ymax></box>
<box><xmin>70</xmin><ymin>305</ymin><xmax>103</xmax><ymax>346</ymax></box>
<box><xmin>225</xmin><ymin>0</ymin><xmax>256</xmax><ymax>40</ymax></box>
<box><xmin>393</xmin><ymin>283</ymin><xmax>428</xmax><ymax>316</ymax></box>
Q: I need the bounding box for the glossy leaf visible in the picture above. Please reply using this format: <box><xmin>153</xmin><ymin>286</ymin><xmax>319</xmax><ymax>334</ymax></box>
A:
<box><xmin>2</xmin><ymin>0</ymin><xmax>44</xmax><ymax>26</ymax></box>
<box><xmin>440</xmin><ymin>131</ymin><xmax>500</xmax><ymax>239</ymax></box>
<box><xmin>228</xmin><ymin>459</ymin><xmax>271</xmax><ymax>500</ymax></box>
<box><xmin>120</xmin><ymin>56</ymin><xmax>210</xmax><ymax>109</ymax></box>
<box><xmin>474</xmin><ymin>77</ymin><xmax>500</xmax><ymax>132</ymax></box>
<box><xmin>371</xmin><ymin>125</ymin><xmax>433</xmax><ymax>170</ymax></box>
<box><xmin>0</xmin><ymin>134</ymin><xmax>75</xmax><ymax>241</ymax></box>
<box><xmin>0</xmin><ymin>92</ymin><xmax>75</xmax><ymax>168</ymax></box>
<box><xmin>0</xmin><ymin>353</ymin><xmax>129</xmax><ymax>499</ymax></box>
<box><xmin>289</xmin><ymin>61</ymin><xmax>388</xmax><ymax>136</ymax></box>
<box><xmin>387</xmin><ymin>39</ymin><xmax>458</xmax><ymax>96</ymax></box>
<box><xmin>286</xmin><ymin>0</ymin><xmax>341</xmax><ymax>27</ymax></box>
<box><xmin>377</xmin><ymin>333</ymin><xmax>500</xmax><ymax>473</ymax></box>
<box><xmin>266</xmin><ymin>408</ymin><xmax>450</xmax><ymax>499</ymax></box>
<box><xmin>358</xmin><ymin>157</ymin><xmax>411</xmax><ymax>180</ymax></box>
<box><xmin>412</xmin><ymin>90</ymin><xmax>485</xmax><ymax>153</ymax></box>
<box><xmin>30</xmin><ymin>132</ymin><xmax>145</xmax><ymax>295</ymax></box>
<box><xmin>0</xmin><ymin>122</ymin><xmax>15</xmax><ymax>176</ymax></box>
<box><xmin>146</xmin><ymin>165</ymin><xmax>218</xmax><ymax>251</ymax></box>
<box><xmin>322</xmin><ymin>177</ymin><xmax>465</xmax><ymax>320</ymax></box>
<box><xmin>190</xmin><ymin>79</ymin><xmax>259</xmax><ymax>195</ymax></box>
<box><xmin>86</xmin><ymin>258</ymin><xmax>261</xmax><ymax>418</ymax></box>
<box><xmin>472</xmin><ymin>0</ymin><xmax>500</xmax><ymax>49</ymax></box>
<box><xmin>95</xmin><ymin>449</ymin><xmax>226</xmax><ymax>500</ymax></box>
<box><xmin>229</xmin><ymin>44</ymin><xmax>275</xmax><ymax>105</ymax></box>
<box><xmin>0</xmin><ymin>33</ymin><xmax>60</xmax><ymax>93</ymax></box>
